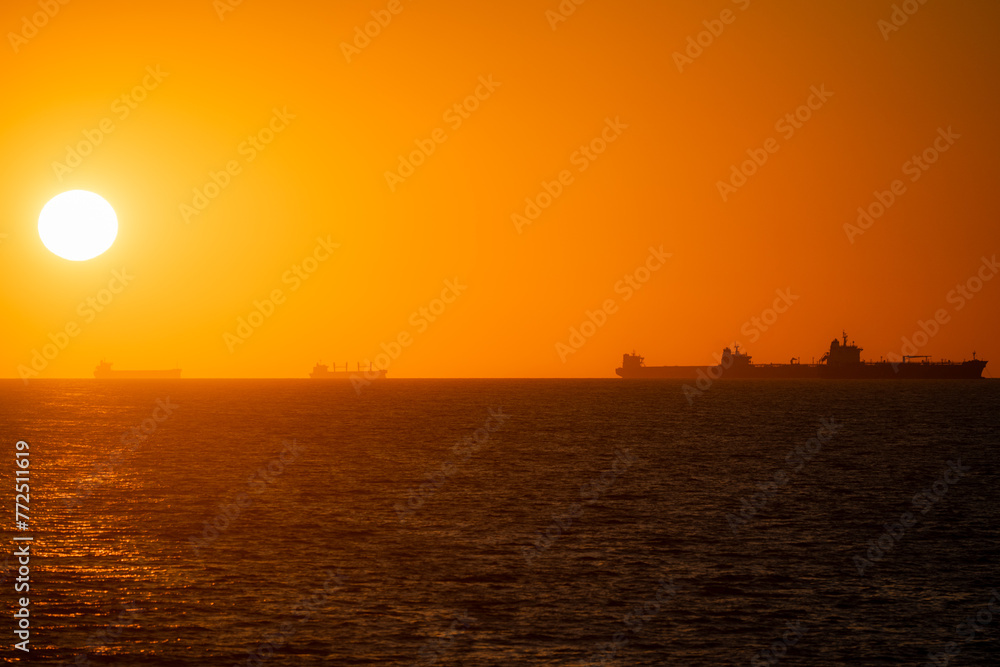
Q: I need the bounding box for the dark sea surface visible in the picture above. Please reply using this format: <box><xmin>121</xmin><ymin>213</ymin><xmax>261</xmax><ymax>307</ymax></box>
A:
<box><xmin>1</xmin><ymin>379</ymin><xmax>998</xmax><ymax>666</ymax></box>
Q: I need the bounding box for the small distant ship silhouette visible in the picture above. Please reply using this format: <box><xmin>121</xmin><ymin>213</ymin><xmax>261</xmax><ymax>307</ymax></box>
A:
<box><xmin>309</xmin><ymin>362</ymin><xmax>387</xmax><ymax>379</ymax></box>
<box><xmin>617</xmin><ymin>332</ymin><xmax>988</xmax><ymax>379</ymax></box>
<box><xmin>93</xmin><ymin>361</ymin><xmax>182</xmax><ymax>379</ymax></box>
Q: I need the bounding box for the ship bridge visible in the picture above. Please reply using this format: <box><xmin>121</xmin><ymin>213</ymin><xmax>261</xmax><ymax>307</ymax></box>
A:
<box><xmin>820</xmin><ymin>331</ymin><xmax>862</xmax><ymax>365</ymax></box>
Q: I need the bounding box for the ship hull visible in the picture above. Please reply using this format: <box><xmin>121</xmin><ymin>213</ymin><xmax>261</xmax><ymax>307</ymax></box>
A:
<box><xmin>309</xmin><ymin>370</ymin><xmax>387</xmax><ymax>379</ymax></box>
<box><xmin>94</xmin><ymin>369</ymin><xmax>182</xmax><ymax>379</ymax></box>
<box><xmin>616</xmin><ymin>361</ymin><xmax>987</xmax><ymax>380</ymax></box>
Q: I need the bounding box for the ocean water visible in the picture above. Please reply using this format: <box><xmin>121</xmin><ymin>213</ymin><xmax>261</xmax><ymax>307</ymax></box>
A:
<box><xmin>1</xmin><ymin>379</ymin><xmax>998</xmax><ymax>666</ymax></box>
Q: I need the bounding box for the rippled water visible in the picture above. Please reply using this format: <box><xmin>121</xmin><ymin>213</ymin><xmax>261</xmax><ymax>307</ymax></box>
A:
<box><xmin>1</xmin><ymin>379</ymin><xmax>998</xmax><ymax>665</ymax></box>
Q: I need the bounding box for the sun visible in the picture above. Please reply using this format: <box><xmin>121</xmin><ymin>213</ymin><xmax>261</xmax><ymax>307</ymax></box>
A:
<box><xmin>38</xmin><ymin>190</ymin><xmax>118</xmax><ymax>261</ymax></box>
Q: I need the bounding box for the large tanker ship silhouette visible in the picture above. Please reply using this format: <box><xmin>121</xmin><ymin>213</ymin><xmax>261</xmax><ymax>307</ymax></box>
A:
<box><xmin>617</xmin><ymin>332</ymin><xmax>987</xmax><ymax>379</ymax></box>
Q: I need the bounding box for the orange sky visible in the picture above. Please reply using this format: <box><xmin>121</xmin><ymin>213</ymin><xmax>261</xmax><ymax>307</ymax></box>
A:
<box><xmin>2</xmin><ymin>0</ymin><xmax>998</xmax><ymax>378</ymax></box>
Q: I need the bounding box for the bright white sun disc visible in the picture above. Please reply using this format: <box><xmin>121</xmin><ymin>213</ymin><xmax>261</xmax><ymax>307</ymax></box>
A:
<box><xmin>38</xmin><ymin>190</ymin><xmax>118</xmax><ymax>261</ymax></box>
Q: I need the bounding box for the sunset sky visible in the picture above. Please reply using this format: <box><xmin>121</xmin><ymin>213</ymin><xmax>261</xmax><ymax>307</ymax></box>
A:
<box><xmin>2</xmin><ymin>0</ymin><xmax>998</xmax><ymax>378</ymax></box>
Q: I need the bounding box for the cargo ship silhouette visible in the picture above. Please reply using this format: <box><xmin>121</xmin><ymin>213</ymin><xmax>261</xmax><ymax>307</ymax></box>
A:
<box><xmin>309</xmin><ymin>362</ymin><xmax>387</xmax><ymax>379</ymax></box>
<box><xmin>93</xmin><ymin>361</ymin><xmax>182</xmax><ymax>379</ymax></box>
<box><xmin>616</xmin><ymin>333</ymin><xmax>987</xmax><ymax>379</ymax></box>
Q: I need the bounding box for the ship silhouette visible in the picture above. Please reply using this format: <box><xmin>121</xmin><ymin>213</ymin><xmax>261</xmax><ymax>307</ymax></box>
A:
<box><xmin>93</xmin><ymin>361</ymin><xmax>182</xmax><ymax>379</ymax></box>
<box><xmin>616</xmin><ymin>332</ymin><xmax>988</xmax><ymax>379</ymax></box>
<box><xmin>309</xmin><ymin>362</ymin><xmax>387</xmax><ymax>379</ymax></box>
